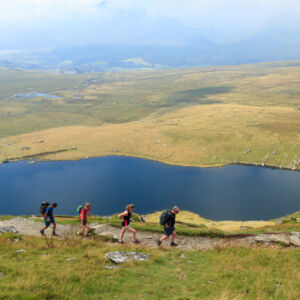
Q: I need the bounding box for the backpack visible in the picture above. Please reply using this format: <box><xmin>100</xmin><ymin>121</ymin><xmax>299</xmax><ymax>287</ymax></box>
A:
<box><xmin>40</xmin><ymin>202</ymin><xmax>49</xmax><ymax>215</ymax></box>
<box><xmin>159</xmin><ymin>210</ymin><xmax>171</xmax><ymax>225</ymax></box>
<box><xmin>77</xmin><ymin>205</ymin><xmax>85</xmax><ymax>215</ymax></box>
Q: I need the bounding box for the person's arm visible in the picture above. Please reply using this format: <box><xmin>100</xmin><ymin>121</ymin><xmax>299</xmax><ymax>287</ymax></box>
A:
<box><xmin>80</xmin><ymin>211</ymin><xmax>85</xmax><ymax>224</ymax></box>
<box><xmin>44</xmin><ymin>210</ymin><xmax>49</xmax><ymax>222</ymax></box>
<box><xmin>164</xmin><ymin>214</ymin><xmax>171</xmax><ymax>227</ymax></box>
<box><xmin>118</xmin><ymin>211</ymin><xmax>128</xmax><ymax>219</ymax></box>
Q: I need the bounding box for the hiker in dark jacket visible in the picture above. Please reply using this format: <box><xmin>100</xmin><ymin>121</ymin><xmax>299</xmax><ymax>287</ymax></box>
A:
<box><xmin>40</xmin><ymin>202</ymin><xmax>58</xmax><ymax>236</ymax></box>
<box><xmin>157</xmin><ymin>206</ymin><xmax>180</xmax><ymax>247</ymax></box>
<box><xmin>118</xmin><ymin>204</ymin><xmax>140</xmax><ymax>244</ymax></box>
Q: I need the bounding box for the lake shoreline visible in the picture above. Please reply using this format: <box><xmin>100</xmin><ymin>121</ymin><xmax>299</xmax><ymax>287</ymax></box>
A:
<box><xmin>1</xmin><ymin>152</ymin><xmax>300</xmax><ymax>172</ymax></box>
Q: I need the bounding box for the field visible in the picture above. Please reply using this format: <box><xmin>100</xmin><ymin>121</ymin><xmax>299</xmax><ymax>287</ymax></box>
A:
<box><xmin>0</xmin><ymin>61</ymin><xmax>299</xmax><ymax>169</ymax></box>
<box><xmin>1</xmin><ymin>230</ymin><xmax>300</xmax><ymax>299</ymax></box>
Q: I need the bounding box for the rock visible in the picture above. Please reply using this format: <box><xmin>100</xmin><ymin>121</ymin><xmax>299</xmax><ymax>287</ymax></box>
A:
<box><xmin>66</xmin><ymin>257</ymin><xmax>76</xmax><ymax>261</ymax></box>
<box><xmin>273</xmin><ymin>151</ymin><xmax>279</xmax><ymax>155</ymax></box>
<box><xmin>239</xmin><ymin>226</ymin><xmax>249</xmax><ymax>230</ymax></box>
<box><xmin>290</xmin><ymin>236</ymin><xmax>300</xmax><ymax>247</ymax></box>
<box><xmin>255</xmin><ymin>234</ymin><xmax>290</xmax><ymax>245</ymax></box>
<box><xmin>291</xmin><ymin>232</ymin><xmax>300</xmax><ymax>238</ymax></box>
<box><xmin>144</xmin><ymin>236</ymin><xmax>152</xmax><ymax>239</ymax></box>
<box><xmin>269</xmin><ymin>235</ymin><xmax>290</xmax><ymax>245</ymax></box>
<box><xmin>179</xmin><ymin>254</ymin><xmax>185</xmax><ymax>258</ymax></box>
<box><xmin>106</xmin><ymin>251</ymin><xmax>150</xmax><ymax>264</ymax></box>
<box><xmin>22</xmin><ymin>146</ymin><xmax>31</xmax><ymax>150</ymax></box>
<box><xmin>275</xmin><ymin>220</ymin><xmax>282</xmax><ymax>225</ymax></box>
<box><xmin>244</xmin><ymin>149</ymin><xmax>251</xmax><ymax>154</ymax></box>
<box><xmin>89</xmin><ymin>223</ymin><xmax>99</xmax><ymax>227</ymax></box>
<box><xmin>0</xmin><ymin>226</ymin><xmax>19</xmax><ymax>234</ymax></box>
<box><xmin>71</xmin><ymin>146</ymin><xmax>77</xmax><ymax>150</ymax></box>
<box><xmin>16</xmin><ymin>249</ymin><xmax>26</xmax><ymax>253</ymax></box>
<box><xmin>105</xmin><ymin>265</ymin><xmax>120</xmax><ymax>269</ymax></box>
<box><xmin>99</xmin><ymin>231</ymin><xmax>118</xmax><ymax>240</ymax></box>
<box><xmin>0</xmin><ymin>272</ymin><xmax>4</xmax><ymax>277</ymax></box>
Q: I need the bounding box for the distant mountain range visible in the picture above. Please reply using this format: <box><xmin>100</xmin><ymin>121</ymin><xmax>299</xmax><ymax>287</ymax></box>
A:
<box><xmin>1</xmin><ymin>26</ymin><xmax>300</xmax><ymax>72</ymax></box>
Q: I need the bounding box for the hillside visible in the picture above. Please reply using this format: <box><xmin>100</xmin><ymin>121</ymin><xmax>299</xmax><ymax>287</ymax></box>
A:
<box><xmin>0</xmin><ymin>61</ymin><xmax>299</xmax><ymax>170</ymax></box>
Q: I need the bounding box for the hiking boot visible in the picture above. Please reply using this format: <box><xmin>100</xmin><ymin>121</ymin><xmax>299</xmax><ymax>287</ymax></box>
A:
<box><xmin>157</xmin><ymin>240</ymin><xmax>162</xmax><ymax>246</ymax></box>
<box><xmin>133</xmin><ymin>239</ymin><xmax>140</xmax><ymax>244</ymax></box>
<box><xmin>170</xmin><ymin>242</ymin><xmax>178</xmax><ymax>247</ymax></box>
<box><xmin>52</xmin><ymin>232</ymin><xmax>59</xmax><ymax>237</ymax></box>
<box><xmin>118</xmin><ymin>240</ymin><xmax>124</xmax><ymax>244</ymax></box>
<box><xmin>40</xmin><ymin>230</ymin><xmax>44</xmax><ymax>236</ymax></box>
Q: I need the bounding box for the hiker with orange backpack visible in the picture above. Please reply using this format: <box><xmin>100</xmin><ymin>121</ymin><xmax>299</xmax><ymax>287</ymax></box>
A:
<box><xmin>77</xmin><ymin>202</ymin><xmax>92</xmax><ymax>237</ymax></box>
<box><xmin>118</xmin><ymin>204</ymin><xmax>140</xmax><ymax>244</ymax></box>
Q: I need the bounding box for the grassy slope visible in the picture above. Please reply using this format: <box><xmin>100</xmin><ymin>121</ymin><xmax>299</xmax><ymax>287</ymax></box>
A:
<box><xmin>0</xmin><ymin>234</ymin><xmax>300</xmax><ymax>300</ymax></box>
<box><xmin>0</xmin><ymin>62</ymin><xmax>299</xmax><ymax>169</ymax></box>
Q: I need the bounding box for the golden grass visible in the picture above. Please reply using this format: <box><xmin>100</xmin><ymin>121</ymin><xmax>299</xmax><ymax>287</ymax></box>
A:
<box><xmin>1</xmin><ymin>103</ymin><xmax>299</xmax><ymax>170</ymax></box>
<box><xmin>145</xmin><ymin>210</ymin><xmax>274</xmax><ymax>231</ymax></box>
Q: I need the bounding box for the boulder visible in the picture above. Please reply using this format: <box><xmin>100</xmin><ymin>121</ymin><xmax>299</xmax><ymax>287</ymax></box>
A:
<box><xmin>0</xmin><ymin>226</ymin><xmax>19</xmax><ymax>234</ymax></box>
<box><xmin>255</xmin><ymin>234</ymin><xmax>290</xmax><ymax>245</ymax></box>
<box><xmin>275</xmin><ymin>220</ymin><xmax>282</xmax><ymax>225</ymax></box>
<box><xmin>291</xmin><ymin>231</ymin><xmax>300</xmax><ymax>238</ymax></box>
<box><xmin>290</xmin><ymin>236</ymin><xmax>300</xmax><ymax>247</ymax></box>
<box><xmin>106</xmin><ymin>251</ymin><xmax>150</xmax><ymax>264</ymax></box>
<box><xmin>269</xmin><ymin>235</ymin><xmax>290</xmax><ymax>245</ymax></box>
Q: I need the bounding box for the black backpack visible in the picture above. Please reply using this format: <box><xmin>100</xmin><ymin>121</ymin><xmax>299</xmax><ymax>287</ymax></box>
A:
<box><xmin>159</xmin><ymin>210</ymin><xmax>171</xmax><ymax>225</ymax></box>
<box><xmin>40</xmin><ymin>202</ymin><xmax>49</xmax><ymax>215</ymax></box>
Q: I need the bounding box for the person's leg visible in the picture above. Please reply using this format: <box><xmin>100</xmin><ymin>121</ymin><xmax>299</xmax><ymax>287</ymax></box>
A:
<box><xmin>52</xmin><ymin>222</ymin><xmax>56</xmax><ymax>233</ymax></box>
<box><xmin>119</xmin><ymin>226</ymin><xmax>127</xmax><ymax>241</ymax></box>
<box><xmin>160</xmin><ymin>235</ymin><xmax>169</xmax><ymax>242</ymax></box>
<box><xmin>84</xmin><ymin>224</ymin><xmax>90</xmax><ymax>236</ymax></box>
<box><xmin>171</xmin><ymin>230</ymin><xmax>176</xmax><ymax>242</ymax></box>
<box><xmin>128</xmin><ymin>226</ymin><xmax>136</xmax><ymax>240</ymax></box>
<box><xmin>41</xmin><ymin>218</ymin><xmax>50</xmax><ymax>235</ymax></box>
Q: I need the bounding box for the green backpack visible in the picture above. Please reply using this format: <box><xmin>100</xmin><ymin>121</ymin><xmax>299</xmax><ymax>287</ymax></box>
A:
<box><xmin>159</xmin><ymin>210</ymin><xmax>171</xmax><ymax>225</ymax></box>
<box><xmin>77</xmin><ymin>205</ymin><xmax>83</xmax><ymax>216</ymax></box>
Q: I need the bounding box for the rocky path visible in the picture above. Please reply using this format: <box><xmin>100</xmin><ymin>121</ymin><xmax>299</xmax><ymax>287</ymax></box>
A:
<box><xmin>1</xmin><ymin>218</ymin><xmax>299</xmax><ymax>250</ymax></box>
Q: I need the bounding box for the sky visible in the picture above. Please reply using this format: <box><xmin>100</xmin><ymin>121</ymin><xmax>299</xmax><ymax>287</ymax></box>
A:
<box><xmin>1</xmin><ymin>0</ymin><xmax>300</xmax><ymax>49</ymax></box>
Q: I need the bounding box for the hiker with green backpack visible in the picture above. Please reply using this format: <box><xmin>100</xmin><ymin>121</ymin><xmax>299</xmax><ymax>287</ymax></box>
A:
<box><xmin>157</xmin><ymin>206</ymin><xmax>180</xmax><ymax>247</ymax></box>
<box><xmin>77</xmin><ymin>202</ymin><xmax>92</xmax><ymax>237</ymax></box>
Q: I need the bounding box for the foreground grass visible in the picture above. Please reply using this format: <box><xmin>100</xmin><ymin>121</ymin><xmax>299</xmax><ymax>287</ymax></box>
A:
<box><xmin>0</xmin><ymin>234</ymin><xmax>299</xmax><ymax>300</ymax></box>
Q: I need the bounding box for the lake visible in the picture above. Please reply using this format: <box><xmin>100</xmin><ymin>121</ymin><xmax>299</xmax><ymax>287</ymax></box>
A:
<box><xmin>0</xmin><ymin>156</ymin><xmax>299</xmax><ymax>220</ymax></box>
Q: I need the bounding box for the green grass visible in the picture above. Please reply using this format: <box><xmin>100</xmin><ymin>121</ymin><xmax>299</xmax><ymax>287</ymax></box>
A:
<box><xmin>0</xmin><ymin>233</ymin><xmax>299</xmax><ymax>299</ymax></box>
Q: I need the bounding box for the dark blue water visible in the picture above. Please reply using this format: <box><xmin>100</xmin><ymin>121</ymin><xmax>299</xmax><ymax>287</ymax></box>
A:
<box><xmin>0</xmin><ymin>156</ymin><xmax>299</xmax><ymax>220</ymax></box>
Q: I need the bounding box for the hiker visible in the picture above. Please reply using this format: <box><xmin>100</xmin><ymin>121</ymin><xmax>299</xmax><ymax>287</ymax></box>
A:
<box><xmin>157</xmin><ymin>206</ymin><xmax>180</xmax><ymax>247</ymax></box>
<box><xmin>79</xmin><ymin>202</ymin><xmax>92</xmax><ymax>237</ymax></box>
<box><xmin>118</xmin><ymin>204</ymin><xmax>140</xmax><ymax>244</ymax></box>
<box><xmin>40</xmin><ymin>202</ymin><xmax>58</xmax><ymax>236</ymax></box>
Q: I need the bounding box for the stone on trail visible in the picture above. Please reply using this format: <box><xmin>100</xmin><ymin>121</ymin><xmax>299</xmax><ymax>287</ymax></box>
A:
<box><xmin>254</xmin><ymin>234</ymin><xmax>290</xmax><ymax>245</ymax></box>
<box><xmin>106</xmin><ymin>251</ymin><xmax>150</xmax><ymax>264</ymax></box>
<box><xmin>0</xmin><ymin>272</ymin><xmax>4</xmax><ymax>278</ymax></box>
<box><xmin>0</xmin><ymin>226</ymin><xmax>19</xmax><ymax>234</ymax></box>
<box><xmin>16</xmin><ymin>249</ymin><xmax>26</xmax><ymax>253</ymax></box>
<box><xmin>291</xmin><ymin>232</ymin><xmax>300</xmax><ymax>238</ymax></box>
<box><xmin>290</xmin><ymin>236</ymin><xmax>300</xmax><ymax>247</ymax></box>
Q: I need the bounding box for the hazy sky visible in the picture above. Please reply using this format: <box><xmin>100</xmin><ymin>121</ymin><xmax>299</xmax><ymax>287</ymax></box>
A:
<box><xmin>1</xmin><ymin>0</ymin><xmax>300</xmax><ymax>49</ymax></box>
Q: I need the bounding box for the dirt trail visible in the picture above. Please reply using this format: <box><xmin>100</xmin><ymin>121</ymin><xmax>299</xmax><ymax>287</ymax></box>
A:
<box><xmin>0</xmin><ymin>218</ymin><xmax>294</xmax><ymax>250</ymax></box>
